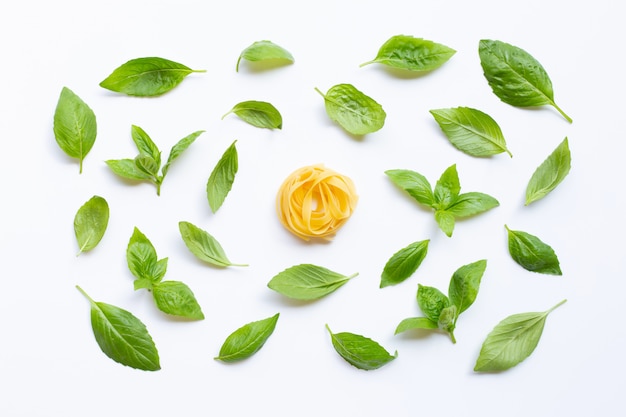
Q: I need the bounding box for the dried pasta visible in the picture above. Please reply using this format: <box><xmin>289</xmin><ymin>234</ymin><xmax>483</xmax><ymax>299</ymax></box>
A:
<box><xmin>276</xmin><ymin>164</ymin><xmax>358</xmax><ymax>241</ymax></box>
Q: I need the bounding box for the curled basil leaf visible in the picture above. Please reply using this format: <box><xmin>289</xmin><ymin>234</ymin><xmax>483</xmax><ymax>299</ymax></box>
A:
<box><xmin>326</xmin><ymin>324</ymin><xmax>397</xmax><ymax>370</ymax></box>
<box><xmin>222</xmin><ymin>100</ymin><xmax>282</xmax><ymax>129</ymax></box>
<box><xmin>315</xmin><ymin>84</ymin><xmax>386</xmax><ymax>136</ymax></box>
<box><xmin>268</xmin><ymin>264</ymin><xmax>358</xmax><ymax>301</ymax></box>
<box><xmin>505</xmin><ymin>225</ymin><xmax>562</xmax><ymax>275</ymax></box>
<box><xmin>206</xmin><ymin>140</ymin><xmax>238</xmax><ymax>213</ymax></box>
<box><xmin>74</xmin><ymin>195</ymin><xmax>109</xmax><ymax>256</ymax></box>
<box><xmin>215</xmin><ymin>313</ymin><xmax>280</xmax><ymax>362</ymax></box>
<box><xmin>236</xmin><ymin>40</ymin><xmax>294</xmax><ymax>72</ymax></box>
<box><xmin>525</xmin><ymin>137</ymin><xmax>571</xmax><ymax>205</ymax></box>
<box><xmin>361</xmin><ymin>35</ymin><xmax>455</xmax><ymax>72</ymax></box>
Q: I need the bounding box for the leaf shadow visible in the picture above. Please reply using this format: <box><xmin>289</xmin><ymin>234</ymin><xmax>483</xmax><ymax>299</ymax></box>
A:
<box><xmin>364</xmin><ymin>65</ymin><xmax>438</xmax><ymax>80</ymax></box>
<box><xmin>238</xmin><ymin>60</ymin><xmax>294</xmax><ymax>74</ymax></box>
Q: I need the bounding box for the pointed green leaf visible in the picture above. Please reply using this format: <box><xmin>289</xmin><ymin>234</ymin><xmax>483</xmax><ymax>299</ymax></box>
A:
<box><xmin>417</xmin><ymin>284</ymin><xmax>450</xmax><ymax>323</ymax></box>
<box><xmin>394</xmin><ymin>317</ymin><xmax>438</xmax><ymax>335</ymax></box>
<box><xmin>178</xmin><ymin>221</ymin><xmax>247</xmax><ymax>267</ymax></box>
<box><xmin>207</xmin><ymin>140</ymin><xmax>238</xmax><ymax>213</ymax></box>
<box><xmin>236</xmin><ymin>40</ymin><xmax>294</xmax><ymax>72</ymax></box>
<box><xmin>152</xmin><ymin>281</ymin><xmax>204</xmax><ymax>320</ymax></box>
<box><xmin>215</xmin><ymin>313</ymin><xmax>279</xmax><ymax>362</ymax></box>
<box><xmin>525</xmin><ymin>137</ymin><xmax>571</xmax><ymax>205</ymax></box>
<box><xmin>446</xmin><ymin>192</ymin><xmax>500</xmax><ymax>218</ymax></box>
<box><xmin>267</xmin><ymin>264</ymin><xmax>358</xmax><ymax>300</ymax></box>
<box><xmin>74</xmin><ymin>195</ymin><xmax>109</xmax><ymax>256</ymax></box>
<box><xmin>505</xmin><ymin>225</ymin><xmax>562</xmax><ymax>275</ymax></box>
<box><xmin>106</xmin><ymin>159</ymin><xmax>153</xmax><ymax>181</ymax></box>
<box><xmin>126</xmin><ymin>227</ymin><xmax>167</xmax><ymax>283</ymax></box>
<box><xmin>434</xmin><ymin>164</ymin><xmax>461</xmax><ymax>209</ymax></box>
<box><xmin>326</xmin><ymin>324</ymin><xmax>397</xmax><ymax>370</ymax></box>
<box><xmin>131</xmin><ymin>125</ymin><xmax>161</xmax><ymax>165</ymax></box>
<box><xmin>360</xmin><ymin>35</ymin><xmax>455</xmax><ymax>72</ymax></box>
<box><xmin>434</xmin><ymin>210</ymin><xmax>456</xmax><ymax>237</ymax></box>
<box><xmin>222</xmin><ymin>100</ymin><xmax>283</xmax><ymax>129</ymax></box>
<box><xmin>448</xmin><ymin>260</ymin><xmax>487</xmax><ymax>316</ymax></box>
<box><xmin>380</xmin><ymin>240</ymin><xmax>429</xmax><ymax>288</ymax></box>
<box><xmin>162</xmin><ymin>130</ymin><xmax>204</xmax><ymax>178</ymax></box>
<box><xmin>384</xmin><ymin>169</ymin><xmax>434</xmax><ymax>207</ymax></box>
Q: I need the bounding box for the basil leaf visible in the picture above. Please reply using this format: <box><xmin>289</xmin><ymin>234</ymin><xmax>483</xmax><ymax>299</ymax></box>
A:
<box><xmin>505</xmin><ymin>225</ymin><xmax>562</xmax><ymax>275</ymax></box>
<box><xmin>152</xmin><ymin>281</ymin><xmax>204</xmax><ymax>320</ymax></box>
<box><xmin>430</xmin><ymin>107</ymin><xmax>512</xmax><ymax>157</ymax></box>
<box><xmin>326</xmin><ymin>324</ymin><xmax>397</xmax><ymax>370</ymax></box>
<box><xmin>126</xmin><ymin>227</ymin><xmax>167</xmax><ymax>284</ymax></box>
<box><xmin>134</xmin><ymin>154</ymin><xmax>159</xmax><ymax>178</ymax></box>
<box><xmin>178</xmin><ymin>221</ymin><xmax>247</xmax><ymax>267</ymax></box>
<box><xmin>417</xmin><ymin>284</ymin><xmax>450</xmax><ymax>323</ymax></box>
<box><xmin>106</xmin><ymin>158</ymin><xmax>153</xmax><ymax>181</ymax></box>
<box><xmin>446</xmin><ymin>192</ymin><xmax>500</xmax><ymax>218</ymax></box>
<box><xmin>315</xmin><ymin>84</ymin><xmax>386</xmax><ymax>136</ymax></box>
<box><xmin>437</xmin><ymin>305</ymin><xmax>457</xmax><ymax>342</ymax></box>
<box><xmin>222</xmin><ymin>100</ymin><xmax>282</xmax><ymax>129</ymax></box>
<box><xmin>448</xmin><ymin>260</ymin><xmax>487</xmax><ymax>317</ymax></box>
<box><xmin>433</xmin><ymin>164</ymin><xmax>461</xmax><ymax>209</ymax></box>
<box><xmin>267</xmin><ymin>264</ymin><xmax>358</xmax><ymax>300</ymax></box>
<box><xmin>215</xmin><ymin>313</ymin><xmax>279</xmax><ymax>362</ymax></box>
<box><xmin>74</xmin><ymin>195</ymin><xmax>109</xmax><ymax>256</ymax></box>
<box><xmin>525</xmin><ymin>137</ymin><xmax>571</xmax><ymax>205</ymax></box>
<box><xmin>99</xmin><ymin>57</ymin><xmax>205</xmax><ymax>97</ymax></box>
<box><xmin>236</xmin><ymin>40</ymin><xmax>294</xmax><ymax>72</ymax></box>
<box><xmin>162</xmin><ymin>130</ymin><xmax>205</xmax><ymax>178</ymax></box>
<box><xmin>360</xmin><ymin>35</ymin><xmax>455</xmax><ymax>72</ymax></box>
<box><xmin>479</xmin><ymin>39</ymin><xmax>572</xmax><ymax>123</ymax></box>
<box><xmin>474</xmin><ymin>299</ymin><xmax>567</xmax><ymax>372</ymax></box>
<box><xmin>131</xmin><ymin>125</ymin><xmax>161</xmax><ymax>165</ymax></box>
<box><xmin>394</xmin><ymin>317</ymin><xmax>438</xmax><ymax>335</ymax></box>
<box><xmin>53</xmin><ymin>87</ymin><xmax>97</xmax><ymax>173</ymax></box>
<box><xmin>434</xmin><ymin>210</ymin><xmax>456</xmax><ymax>238</ymax></box>
<box><xmin>380</xmin><ymin>240</ymin><xmax>429</xmax><ymax>288</ymax></box>
<box><xmin>207</xmin><ymin>140</ymin><xmax>238</xmax><ymax>213</ymax></box>
<box><xmin>384</xmin><ymin>169</ymin><xmax>434</xmax><ymax>206</ymax></box>
<box><xmin>76</xmin><ymin>286</ymin><xmax>160</xmax><ymax>371</ymax></box>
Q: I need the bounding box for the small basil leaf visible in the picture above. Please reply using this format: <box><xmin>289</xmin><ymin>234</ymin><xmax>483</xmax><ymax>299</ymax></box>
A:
<box><xmin>134</xmin><ymin>154</ymin><xmax>159</xmax><ymax>178</ymax></box>
<box><xmin>380</xmin><ymin>240</ymin><xmax>429</xmax><ymax>288</ymax></box>
<box><xmin>417</xmin><ymin>284</ymin><xmax>450</xmax><ymax>323</ymax></box>
<box><xmin>434</xmin><ymin>164</ymin><xmax>461</xmax><ymax>209</ymax></box>
<box><xmin>446</xmin><ymin>192</ymin><xmax>500</xmax><ymax>218</ymax></box>
<box><xmin>326</xmin><ymin>324</ymin><xmax>397</xmax><ymax>371</ymax></box>
<box><xmin>162</xmin><ymin>130</ymin><xmax>205</xmax><ymax>178</ymax></box>
<box><xmin>76</xmin><ymin>286</ymin><xmax>160</xmax><ymax>371</ymax></box>
<box><xmin>525</xmin><ymin>137</ymin><xmax>571</xmax><ymax>205</ymax></box>
<box><xmin>315</xmin><ymin>84</ymin><xmax>386</xmax><ymax>135</ymax></box>
<box><xmin>430</xmin><ymin>107</ymin><xmax>512</xmax><ymax>157</ymax></box>
<box><xmin>99</xmin><ymin>57</ymin><xmax>205</xmax><ymax>97</ymax></box>
<box><xmin>434</xmin><ymin>210</ymin><xmax>456</xmax><ymax>237</ymax></box>
<box><xmin>131</xmin><ymin>125</ymin><xmax>161</xmax><ymax>165</ymax></box>
<box><xmin>505</xmin><ymin>225</ymin><xmax>562</xmax><ymax>275</ymax></box>
<box><xmin>384</xmin><ymin>169</ymin><xmax>434</xmax><ymax>207</ymax></box>
<box><xmin>236</xmin><ymin>40</ymin><xmax>294</xmax><ymax>72</ymax></box>
<box><xmin>448</xmin><ymin>260</ymin><xmax>487</xmax><ymax>317</ymax></box>
<box><xmin>207</xmin><ymin>140</ymin><xmax>238</xmax><ymax>213</ymax></box>
<box><xmin>474</xmin><ymin>300</ymin><xmax>566</xmax><ymax>372</ymax></box>
<box><xmin>267</xmin><ymin>264</ymin><xmax>358</xmax><ymax>301</ymax></box>
<box><xmin>152</xmin><ymin>281</ymin><xmax>204</xmax><ymax>320</ymax></box>
<box><xmin>394</xmin><ymin>317</ymin><xmax>438</xmax><ymax>335</ymax></box>
<box><xmin>74</xmin><ymin>195</ymin><xmax>109</xmax><ymax>256</ymax></box>
<box><xmin>360</xmin><ymin>35</ymin><xmax>455</xmax><ymax>72</ymax></box>
<box><xmin>479</xmin><ymin>39</ymin><xmax>571</xmax><ymax>123</ymax></box>
<box><xmin>437</xmin><ymin>305</ymin><xmax>457</xmax><ymax>343</ymax></box>
<box><xmin>106</xmin><ymin>159</ymin><xmax>152</xmax><ymax>181</ymax></box>
<box><xmin>53</xmin><ymin>87</ymin><xmax>97</xmax><ymax>173</ymax></box>
<box><xmin>126</xmin><ymin>227</ymin><xmax>167</xmax><ymax>283</ymax></box>
<box><xmin>215</xmin><ymin>313</ymin><xmax>279</xmax><ymax>362</ymax></box>
<box><xmin>222</xmin><ymin>100</ymin><xmax>282</xmax><ymax>129</ymax></box>
<box><xmin>178</xmin><ymin>221</ymin><xmax>247</xmax><ymax>267</ymax></box>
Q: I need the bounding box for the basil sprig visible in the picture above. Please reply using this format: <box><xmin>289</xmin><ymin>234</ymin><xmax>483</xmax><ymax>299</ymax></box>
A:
<box><xmin>74</xmin><ymin>195</ymin><xmax>109</xmax><ymax>256</ymax></box>
<box><xmin>326</xmin><ymin>324</ymin><xmax>397</xmax><ymax>370</ymax></box>
<box><xmin>99</xmin><ymin>57</ymin><xmax>206</xmax><ymax>97</ymax></box>
<box><xmin>475</xmin><ymin>299</ymin><xmax>566</xmax><ymax>372</ymax></box>
<box><xmin>206</xmin><ymin>140</ymin><xmax>239</xmax><ymax>213</ymax></box>
<box><xmin>222</xmin><ymin>100</ymin><xmax>283</xmax><ymax>129</ymax></box>
<box><xmin>76</xmin><ymin>286</ymin><xmax>160</xmax><ymax>371</ymax></box>
<box><xmin>53</xmin><ymin>87</ymin><xmax>97</xmax><ymax>173</ymax></box>
<box><xmin>525</xmin><ymin>137</ymin><xmax>571</xmax><ymax>205</ymax></box>
<box><xmin>360</xmin><ymin>35</ymin><xmax>455</xmax><ymax>72</ymax></box>
<box><xmin>386</xmin><ymin>165</ymin><xmax>499</xmax><ymax>237</ymax></box>
<box><xmin>236</xmin><ymin>40</ymin><xmax>294</xmax><ymax>72</ymax></box>
<box><xmin>506</xmin><ymin>225</ymin><xmax>562</xmax><ymax>275</ymax></box>
<box><xmin>215</xmin><ymin>313</ymin><xmax>279</xmax><ymax>362</ymax></box>
<box><xmin>479</xmin><ymin>39</ymin><xmax>572</xmax><ymax>123</ymax></box>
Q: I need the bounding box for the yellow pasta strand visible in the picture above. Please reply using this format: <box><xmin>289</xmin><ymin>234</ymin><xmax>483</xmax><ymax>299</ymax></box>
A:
<box><xmin>276</xmin><ymin>164</ymin><xmax>358</xmax><ymax>241</ymax></box>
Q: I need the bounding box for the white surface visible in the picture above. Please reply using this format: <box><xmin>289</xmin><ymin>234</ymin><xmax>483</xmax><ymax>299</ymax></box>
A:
<box><xmin>2</xmin><ymin>0</ymin><xmax>624</xmax><ymax>416</ymax></box>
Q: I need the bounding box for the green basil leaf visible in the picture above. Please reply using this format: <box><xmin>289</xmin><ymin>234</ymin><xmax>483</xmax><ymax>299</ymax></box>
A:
<box><xmin>430</xmin><ymin>107</ymin><xmax>512</xmax><ymax>157</ymax></box>
<box><xmin>417</xmin><ymin>284</ymin><xmax>450</xmax><ymax>323</ymax></box>
<box><xmin>434</xmin><ymin>210</ymin><xmax>456</xmax><ymax>237</ymax></box>
<box><xmin>446</xmin><ymin>192</ymin><xmax>500</xmax><ymax>218</ymax></box>
<box><xmin>326</xmin><ymin>324</ymin><xmax>397</xmax><ymax>370</ymax></box>
<box><xmin>478</xmin><ymin>39</ymin><xmax>572</xmax><ymax>123</ymax></box>
<box><xmin>126</xmin><ymin>227</ymin><xmax>167</xmax><ymax>283</ymax></box>
<box><xmin>315</xmin><ymin>84</ymin><xmax>386</xmax><ymax>135</ymax></box>
<box><xmin>76</xmin><ymin>286</ymin><xmax>160</xmax><ymax>371</ymax></box>
<box><xmin>178</xmin><ymin>221</ymin><xmax>247</xmax><ymax>267</ymax></box>
<box><xmin>384</xmin><ymin>169</ymin><xmax>434</xmax><ymax>206</ymax></box>
<box><xmin>53</xmin><ymin>87</ymin><xmax>97</xmax><ymax>173</ymax></box>
<box><xmin>207</xmin><ymin>140</ymin><xmax>238</xmax><ymax>213</ymax></box>
<box><xmin>360</xmin><ymin>35</ymin><xmax>455</xmax><ymax>72</ymax></box>
<box><xmin>134</xmin><ymin>154</ymin><xmax>159</xmax><ymax>178</ymax></box>
<box><xmin>74</xmin><ymin>195</ymin><xmax>109</xmax><ymax>256</ymax></box>
<box><xmin>152</xmin><ymin>281</ymin><xmax>204</xmax><ymax>320</ymax></box>
<box><xmin>437</xmin><ymin>305</ymin><xmax>457</xmax><ymax>342</ymax></box>
<box><xmin>222</xmin><ymin>100</ymin><xmax>283</xmax><ymax>129</ymax></box>
<box><xmin>474</xmin><ymin>299</ymin><xmax>566</xmax><ymax>372</ymax></box>
<box><xmin>161</xmin><ymin>130</ymin><xmax>204</xmax><ymax>178</ymax></box>
<box><xmin>394</xmin><ymin>317</ymin><xmax>438</xmax><ymax>335</ymax></box>
<box><xmin>525</xmin><ymin>137</ymin><xmax>571</xmax><ymax>206</ymax></box>
<box><xmin>380</xmin><ymin>240</ymin><xmax>429</xmax><ymax>288</ymax></box>
<box><xmin>267</xmin><ymin>264</ymin><xmax>358</xmax><ymax>300</ymax></box>
<box><xmin>505</xmin><ymin>225</ymin><xmax>562</xmax><ymax>275</ymax></box>
<box><xmin>106</xmin><ymin>159</ymin><xmax>153</xmax><ymax>181</ymax></box>
<box><xmin>236</xmin><ymin>40</ymin><xmax>294</xmax><ymax>72</ymax></box>
<box><xmin>215</xmin><ymin>313</ymin><xmax>279</xmax><ymax>362</ymax></box>
<box><xmin>99</xmin><ymin>57</ymin><xmax>205</xmax><ymax>97</ymax></box>
<box><xmin>448</xmin><ymin>260</ymin><xmax>487</xmax><ymax>317</ymax></box>
<box><xmin>433</xmin><ymin>164</ymin><xmax>461</xmax><ymax>209</ymax></box>
<box><xmin>131</xmin><ymin>125</ymin><xmax>161</xmax><ymax>165</ymax></box>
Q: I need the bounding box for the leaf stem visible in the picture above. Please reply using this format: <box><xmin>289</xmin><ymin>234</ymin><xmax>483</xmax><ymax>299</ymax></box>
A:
<box><xmin>75</xmin><ymin>285</ymin><xmax>93</xmax><ymax>303</ymax></box>
<box><xmin>551</xmin><ymin>102</ymin><xmax>572</xmax><ymax>123</ymax></box>
<box><xmin>359</xmin><ymin>60</ymin><xmax>375</xmax><ymax>68</ymax></box>
<box><xmin>547</xmin><ymin>299</ymin><xmax>567</xmax><ymax>314</ymax></box>
<box><xmin>449</xmin><ymin>330</ymin><xmax>457</xmax><ymax>344</ymax></box>
<box><xmin>313</xmin><ymin>87</ymin><xmax>325</xmax><ymax>98</ymax></box>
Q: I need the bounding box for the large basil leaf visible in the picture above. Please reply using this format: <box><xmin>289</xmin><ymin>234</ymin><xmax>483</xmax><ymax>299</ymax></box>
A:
<box><xmin>74</xmin><ymin>195</ymin><xmax>109</xmax><ymax>256</ymax></box>
<box><xmin>53</xmin><ymin>87</ymin><xmax>97</xmax><ymax>173</ymax></box>
<box><xmin>152</xmin><ymin>281</ymin><xmax>204</xmax><ymax>320</ymax></box>
<box><xmin>505</xmin><ymin>225</ymin><xmax>562</xmax><ymax>275</ymax></box>
<box><xmin>361</xmin><ymin>35</ymin><xmax>455</xmax><ymax>72</ymax></box>
<box><xmin>215</xmin><ymin>313</ymin><xmax>279</xmax><ymax>362</ymax></box>
<box><xmin>236</xmin><ymin>40</ymin><xmax>294</xmax><ymax>72</ymax></box>
<box><xmin>326</xmin><ymin>324</ymin><xmax>397</xmax><ymax>370</ymax></box>
<box><xmin>474</xmin><ymin>300</ymin><xmax>566</xmax><ymax>372</ymax></box>
<box><xmin>76</xmin><ymin>286</ymin><xmax>160</xmax><ymax>371</ymax></box>
<box><xmin>99</xmin><ymin>57</ymin><xmax>205</xmax><ymax>97</ymax></box>
<box><xmin>267</xmin><ymin>264</ymin><xmax>358</xmax><ymax>300</ymax></box>
<box><xmin>222</xmin><ymin>100</ymin><xmax>282</xmax><ymax>129</ymax></box>
<box><xmin>430</xmin><ymin>107</ymin><xmax>512</xmax><ymax>157</ymax></box>
<box><xmin>316</xmin><ymin>84</ymin><xmax>386</xmax><ymax>135</ymax></box>
<box><xmin>525</xmin><ymin>137</ymin><xmax>571</xmax><ymax>205</ymax></box>
<box><xmin>178</xmin><ymin>221</ymin><xmax>247</xmax><ymax>267</ymax></box>
<box><xmin>479</xmin><ymin>39</ymin><xmax>572</xmax><ymax>123</ymax></box>
<box><xmin>380</xmin><ymin>240</ymin><xmax>429</xmax><ymax>288</ymax></box>
<box><xmin>207</xmin><ymin>140</ymin><xmax>238</xmax><ymax>213</ymax></box>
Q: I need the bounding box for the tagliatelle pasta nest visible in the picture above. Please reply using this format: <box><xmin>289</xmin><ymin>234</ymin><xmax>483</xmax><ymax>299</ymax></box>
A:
<box><xmin>276</xmin><ymin>164</ymin><xmax>358</xmax><ymax>241</ymax></box>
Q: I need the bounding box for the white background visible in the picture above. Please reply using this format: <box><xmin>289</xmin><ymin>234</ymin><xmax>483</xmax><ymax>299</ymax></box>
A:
<box><xmin>2</xmin><ymin>1</ymin><xmax>624</xmax><ymax>416</ymax></box>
